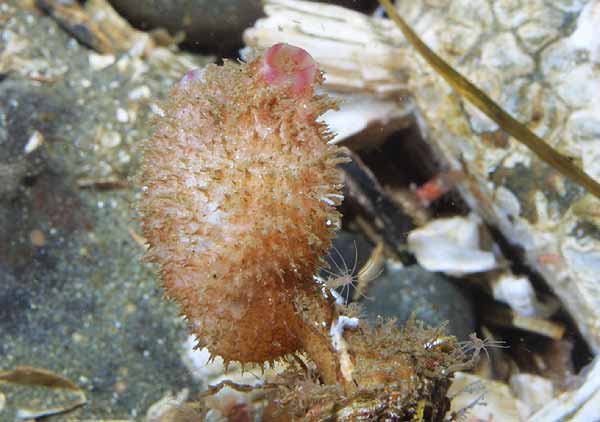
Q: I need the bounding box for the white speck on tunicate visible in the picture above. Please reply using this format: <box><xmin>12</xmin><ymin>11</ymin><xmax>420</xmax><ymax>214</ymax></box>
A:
<box><xmin>80</xmin><ymin>79</ymin><xmax>91</xmax><ymax>88</ymax></box>
<box><xmin>149</xmin><ymin>103</ymin><xmax>165</xmax><ymax>117</ymax></box>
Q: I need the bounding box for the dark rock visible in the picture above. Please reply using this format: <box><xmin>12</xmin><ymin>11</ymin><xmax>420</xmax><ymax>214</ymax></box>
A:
<box><xmin>362</xmin><ymin>265</ymin><xmax>476</xmax><ymax>340</ymax></box>
<box><xmin>326</xmin><ymin>0</ymin><xmax>378</xmax><ymax>13</ymax></box>
<box><xmin>108</xmin><ymin>0</ymin><xmax>263</xmax><ymax>55</ymax></box>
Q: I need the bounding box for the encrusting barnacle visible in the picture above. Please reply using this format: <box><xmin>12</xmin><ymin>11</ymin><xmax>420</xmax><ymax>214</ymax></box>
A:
<box><xmin>139</xmin><ymin>43</ymin><xmax>348</xmax><ymax>364</ymax></box>
<box><xmin>140</xmin><ymin>43</ymin><xmax>488</xmax><ymax>421</ymax></box>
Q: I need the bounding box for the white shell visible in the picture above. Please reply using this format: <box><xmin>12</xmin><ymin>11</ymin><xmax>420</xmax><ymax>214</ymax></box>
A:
<box><xmin>407</xmin><ymin>214</ymin><xmax>497</xmax><ymax>276</ymax></box>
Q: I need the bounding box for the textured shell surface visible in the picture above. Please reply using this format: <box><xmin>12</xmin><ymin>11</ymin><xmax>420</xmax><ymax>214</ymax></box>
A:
<box><xmin>139</xmin><ymin>47</ymin><xmax>347</xmax><ymax>364</ymax></box>
<box><xmin>400</xmin><ymin>0</ymin><xmax>600</xmax><ymax>355</ymax></box>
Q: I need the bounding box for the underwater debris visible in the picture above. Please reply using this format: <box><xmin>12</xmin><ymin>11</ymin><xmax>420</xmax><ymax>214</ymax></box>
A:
<box><xmin>413</xmin><ymin>171</ymin><xmax>464</xmax><ymax>207</ymax></box>
<box><xmin>510</xmin><ymin>373</ymin><xmax>555</xmax><ymax>418</ymax></box>
<box><xmin>446</xmin><ymin>372</ymin><xmax>520</xmax><ymax>422</ymax></box>
<box><xmin>482</xmin><ymin>305</ymin><xmax>565</xmax><ymax>340</ymax></box>
<box><xmin>264</xmin><ymin>318</ymin><xmax>487</xmax><ymax>421</ymax></box>
<box><xmin>0</xmin><ymin>366</ymin><xmax>87</xmax><ymax>419</ymax></box>
<box><xmin>529</xmin><ymin>356</ymin><xmax>600</xmax><ymax>421</ymax></box>
<box><xmin>36</xmin><ymin>0</ymin><xmax>114</xmax><ymax>54</ymax></box>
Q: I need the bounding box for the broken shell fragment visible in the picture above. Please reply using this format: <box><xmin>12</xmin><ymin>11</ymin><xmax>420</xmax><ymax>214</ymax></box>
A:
<box><xmin>492</xmin><ymin>272</ymin><xmax>542</xmax><ymax>317</ymax></box>
<box><xmin>407</xmin><ymin>213</ymin><xmax>497</xmax><ymax>276</ymax></box>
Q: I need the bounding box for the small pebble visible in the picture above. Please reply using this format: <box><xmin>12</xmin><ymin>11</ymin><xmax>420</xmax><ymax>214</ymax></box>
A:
<box><xmin>128</xmin><ymin>86</ymin><xmax>151</xmax><ymax>101</ymax></box>
<box><xmin>118</xmin><ymin>150</ymin><xmax>131</xmax><ymax>164</ymax></box>
<box><xmin>116</xmin><ymin>108</ymin><xmax>129</xmax><ymax>122</ymax></box>
<box><xmin>101</xmin><ymin>131</ymin><xmax>122</xmax><ymax>148</ymax></box>
<box><xmin>149</xmin><ymin>103</ymin><xmax>165</xmax><ymax>117</ymax></box>
<box><xmin>114</xmin><ymin>380</ymin><xmax>128</xmax><ymax>393</ymax></box>
<box><xmin>72</xmin><ymin>332</ymin><xmax>85</xmax><ymax>343</ymax></box>
<box><xmin>89</xmin><ymin>53</ymin><xmax>116</xmax><ymax>70</ymax></box>
<box><xmin>30</xmin><ymin>229</ymin><xmax>46</xmax><ymax>247</ymax></box>
<box><xmin>24</xmin><ymin>130</ymin><xmax>44</xmax><ymax>154</ymax></box>
<box><xmin>109</xmin><ymin>0</ymin><xmax>263</xmax><ymax>54</ymax></box>
<box><xmin>363</xmin><ymin>265</ymin><xmax>476</xmax><ymax>340</ymax></box>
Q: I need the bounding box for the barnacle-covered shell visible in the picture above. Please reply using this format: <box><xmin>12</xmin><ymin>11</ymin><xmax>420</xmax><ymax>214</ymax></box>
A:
<box><xmin>139</xmin><ymin>46</ymin><xmax>347</xmax><ymax>364</ymax></box>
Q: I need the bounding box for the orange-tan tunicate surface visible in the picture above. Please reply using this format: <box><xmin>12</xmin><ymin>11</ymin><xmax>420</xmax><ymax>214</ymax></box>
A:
<box><xmin>139</xmin><ymin>44</ymin><xmax>347</xmax><ymax>364</ymax></box>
